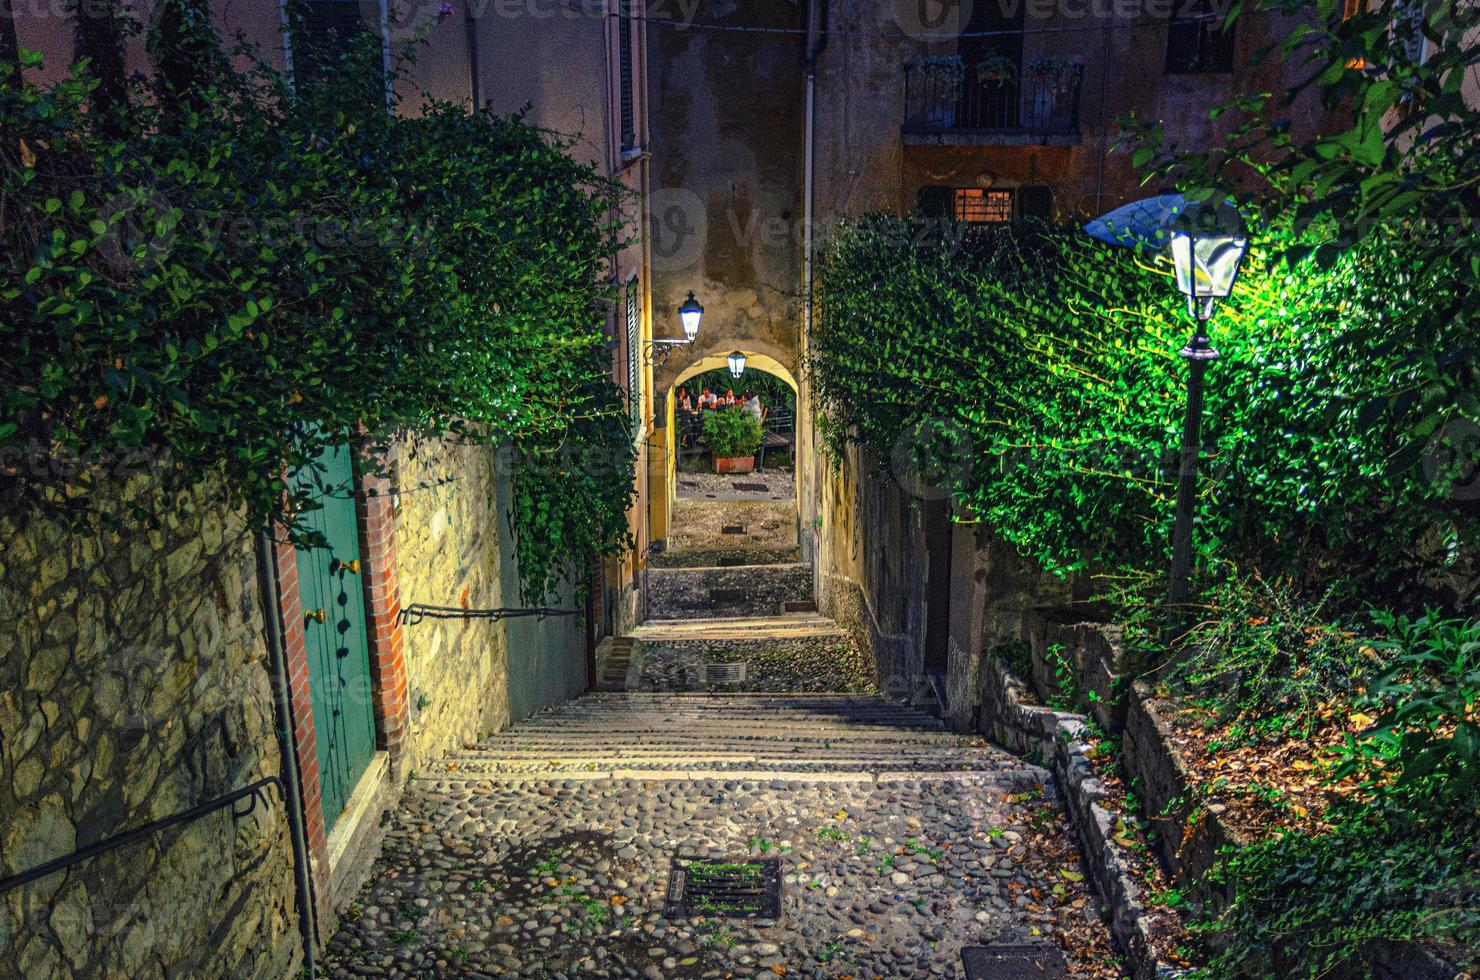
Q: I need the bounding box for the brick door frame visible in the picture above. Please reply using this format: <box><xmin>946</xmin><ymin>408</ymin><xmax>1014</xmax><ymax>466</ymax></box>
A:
<box><xmin>270</xmin><ymin>444</ymin><xmax>410</xmax><ymax>942</ymax></box>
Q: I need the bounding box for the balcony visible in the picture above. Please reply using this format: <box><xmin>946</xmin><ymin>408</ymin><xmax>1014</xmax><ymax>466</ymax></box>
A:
<box><xmin>902</xmin><ymin>60</ymin><xmax>1084</xmax><ymax>146</ymax></box>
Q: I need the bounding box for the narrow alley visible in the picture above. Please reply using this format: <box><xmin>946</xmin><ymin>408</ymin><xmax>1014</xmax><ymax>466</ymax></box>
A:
<box><xmin>320</xmin><ymin>490</ymin><xmax>1119</xmax><ymax>978</ymax></box>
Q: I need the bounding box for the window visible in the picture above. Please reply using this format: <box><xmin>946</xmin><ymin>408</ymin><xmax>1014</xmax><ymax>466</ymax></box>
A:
<box><xmin>618</xmin><ymin>0</ymin><xmax>636</xmax><ymax>152</ymax></box>
<box><xmin>953</xmin><ymin>188</ymin><xmax>1013</xmax><ymax>225</ymax></box>
<box><xmin>292</xmin><ymin>0</ymin><xmax>384</xmax><ymax>89</ymax></box>
<box><xmin>1166</xmin><ymin>9</ymin><xmax>1236</xmax><ymax>74</ymax></box>
<box><xmin>625</xmin><ymin>277</ymin><xmax>641</xmax><ymax>431</ymax></box>
<box><xmin>1017</xmin><ymin>185</ymin><xmax>1053</xmax><ymax>222</ymax></box>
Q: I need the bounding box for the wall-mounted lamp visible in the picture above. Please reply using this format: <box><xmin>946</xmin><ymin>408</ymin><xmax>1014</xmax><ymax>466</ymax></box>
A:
<box><xmin>644</xmin><ymin>291</ymin><xmax>704</xmax><ymax>367</ymax></box>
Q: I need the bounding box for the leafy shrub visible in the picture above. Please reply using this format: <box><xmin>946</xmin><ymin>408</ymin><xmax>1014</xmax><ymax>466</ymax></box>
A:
<box><xmin>702</xmin><ymin>410</ymin><xmax>762</xmax><ymax>458</ymax></box>
<box><xmin>1192</xmin><ymin>611</ymin><xmax>1480</xmax><ymax>978</ymax></box>
<box><xmin>1336</xmin><ymin>610</ymin><xmax>1480</xmax><ymax>803</ymax></box>
<box><xmin>810</xmin><ymin>216</ymin><xmax>1474</xmax><ymax>605</ymax></box>
<box><xmin>1155</xmin><ymin>568</ymin><xmax>1379</xmax><ymax>736</ymax></box>
<box><xmin>1</xmin><ymin>29</ymin><xmax>634</xmax><ymax>599</ymax></box>
<box><xmin>1194</xmin><ymin>805</ymin><xmax>1479</xmax><ymax>979</ymax></box>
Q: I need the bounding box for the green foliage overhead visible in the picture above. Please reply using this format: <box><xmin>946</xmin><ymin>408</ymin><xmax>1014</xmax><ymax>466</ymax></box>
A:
<box><xmin>702</xmin><ymin>409</ymin><xmax>763</xmax><ymax>459</ymax></box>
<box><xmin>810</xmin><ymin>217</ymin><xmax>1474</xmax><ymax>606</ymax></box>
<box><xmin>0</xmin><ymin>30</ymin><xmax>634</xmax><ymax>601</ymax></box>
<box><xmin>1123</xmin><ymin>0</ymin><xmax>1480</xmax><ymax>512</ymax></box>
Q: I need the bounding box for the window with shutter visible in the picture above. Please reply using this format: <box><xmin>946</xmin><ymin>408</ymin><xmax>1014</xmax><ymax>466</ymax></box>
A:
<box><xmin>619</xmin><ymin>1</ymin><xmax>636</xmax><ymax>152</ymax></box>
<box><xmin>953</xmin><ymin>188</ymin><xmax>1013</xmax><ymax>225</ymax></box>
<box><xmin>1166</xmin><ymin>6</ymin><xmax>1236</xmax><ymax>74</ymax></box>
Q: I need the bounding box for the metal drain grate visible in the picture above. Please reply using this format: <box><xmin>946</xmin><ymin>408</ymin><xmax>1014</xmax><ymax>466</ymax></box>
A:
<box><xmin>703</xmin><ymin>662</ymin><xmax>747</xmax><ymax>684</ymax></box>
<box><xmin>665</xmin><ymin>857</ymin><xmax>781</xmax><ymax>919</ymax></box>
<box><xmin>961</xmin><ymin>945</ymin><xmax>1069</xmax><ymax>979</ymax></box>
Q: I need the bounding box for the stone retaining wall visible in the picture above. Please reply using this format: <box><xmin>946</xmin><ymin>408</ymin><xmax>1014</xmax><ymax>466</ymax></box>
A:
<box><xmin>393</xmin><ymin>440</ymin><xmax>512</xmax><ymax>776</ymax></box>
<box><xmin>0</xmin><ymin>477</ymin><xmax>301</xmax><ymax>979</ymax></box>
<box><xmin>978</xmin><ymin>656</ymin><xmax>1187</xmax><ymax>980</ymax></box>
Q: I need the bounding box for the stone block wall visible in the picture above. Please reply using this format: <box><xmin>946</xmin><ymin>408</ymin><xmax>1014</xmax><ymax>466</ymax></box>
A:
<box><xmin>0</xmin><ymin>477</ymin><xmax>301</xmax><ymax>979</ymax></box>
<box><xmin>392</xmin><ymin>439</ymin><xmax>512</xmax><ymax>775</ymax></box>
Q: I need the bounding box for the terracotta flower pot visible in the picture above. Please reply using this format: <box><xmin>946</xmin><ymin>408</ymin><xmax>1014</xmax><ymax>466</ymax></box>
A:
<box><xmin>714</xmin><ymin>456</ymin><xmax>756</xmax><ymax>474</ymax></box>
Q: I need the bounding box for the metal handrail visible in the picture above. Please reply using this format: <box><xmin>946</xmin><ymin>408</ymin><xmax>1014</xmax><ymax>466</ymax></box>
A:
<box><xmin>0</xmin><ymin>776</ymin><xmax>284</xmax><ymax>896</ymax></box>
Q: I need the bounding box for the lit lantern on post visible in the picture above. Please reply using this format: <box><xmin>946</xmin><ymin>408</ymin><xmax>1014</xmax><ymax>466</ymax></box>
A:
<box><xmin>1164</xmin><ymin>200</ymin><xmax>1248</xmax><ymax>617</ymax></box>
<box><xmin>727</xmin><ymin>350</ymin><xmax>746</xmax><ymax>379</ymax></box>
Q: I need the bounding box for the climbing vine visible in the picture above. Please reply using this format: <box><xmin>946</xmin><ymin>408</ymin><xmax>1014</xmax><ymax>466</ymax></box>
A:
<box><xmin>810</xmin><ymin>216</ymin><xmax>1474</xmax><ymax>606</ymax></box>
<box><xmin>1</xmin><ymin>26</ymin><xmax>634</xmax><ymax>600</ymax></box>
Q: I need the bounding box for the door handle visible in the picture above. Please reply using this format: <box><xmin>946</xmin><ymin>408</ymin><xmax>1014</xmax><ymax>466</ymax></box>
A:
<box><xmin>331</xmin><ymin>558</ymin><xmax>361</xmax><ymax>575</ymax></box>
<box><xmin>305</xmin><ymin>608</ymin><xmax>327</xmax><ymax>624</ymax></box>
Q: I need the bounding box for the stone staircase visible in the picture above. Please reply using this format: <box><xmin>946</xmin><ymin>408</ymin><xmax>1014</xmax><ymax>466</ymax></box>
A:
<box><xmin>418</xmin><ymin>692</ymin><xmax>1019</xmax><ymax>784</ymax></box>
<box><xmin>644</xmin><ymin>562</ymin><xmax>814</xmax><ymax>619</ymax></box>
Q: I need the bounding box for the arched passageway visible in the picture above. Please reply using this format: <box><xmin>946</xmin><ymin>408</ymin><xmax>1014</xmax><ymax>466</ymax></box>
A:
<box><xmin>641</xmin><ymin>350</ymin><xmax>815</xmax><ymax>624</ymax></box>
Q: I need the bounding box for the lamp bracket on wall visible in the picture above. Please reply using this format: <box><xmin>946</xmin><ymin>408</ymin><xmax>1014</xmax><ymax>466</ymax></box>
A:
<box><xmin>642</xmin><ymin>338</ymin><xmax>693</xmax><ymax>368</ymax></box>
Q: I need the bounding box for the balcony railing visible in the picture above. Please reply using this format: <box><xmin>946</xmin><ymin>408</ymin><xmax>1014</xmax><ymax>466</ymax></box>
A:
<box><xmin>902</xmin><ymin>61</ymin><xmax>1084</xmax><ymax>143</ymax></box>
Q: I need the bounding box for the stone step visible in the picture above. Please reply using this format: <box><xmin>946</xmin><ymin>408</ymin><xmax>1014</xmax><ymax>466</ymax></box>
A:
<box><xmin>435</xmin><ymin>758</ymin><xmax>1006</xmax><ymax>773</ymax></box>
<box><xmin>645</xmin><ymin>562</ymin><xmax>813</xmax><ymax>619</ymax></box>
<box><xmin>414</xmin><ymin>768</ymin><xmax>1035</xmax><ymax>786</ymax></box>
<box><xmin>631</xmin><ymin>614</ymin><xmax>843</xmax><ymax>642</ymax></box>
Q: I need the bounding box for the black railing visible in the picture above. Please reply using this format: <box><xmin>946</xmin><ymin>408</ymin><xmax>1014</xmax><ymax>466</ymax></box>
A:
<box><xmin>0</xmin><ymin>776</ymin><xmax>283</xmax><ymax>896</ymax></box>
<box><xmin>903</xmin><ymin>62</ymin><xmax>1084</xmax><ymax>139</ymax></box>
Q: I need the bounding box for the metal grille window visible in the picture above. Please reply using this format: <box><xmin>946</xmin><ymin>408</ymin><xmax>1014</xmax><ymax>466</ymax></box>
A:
<box><xmin>618</xmin><ymin>0</ymin><xmax>636</xmax><ymax>152</ymax></box>
<box><xmin>1165</xmin><ymin>9</ymin><xmax>1236</xmax><ymax>74</ymax></box>
<box><xmin>954</xmin><ymin>188</ymin><xmax>1013</xmax><ymax>225</ymax></box>
<box><xmin>626</xmin><ymin>278</ymin><xmax>641</xmax><ymax>431</ymax></box>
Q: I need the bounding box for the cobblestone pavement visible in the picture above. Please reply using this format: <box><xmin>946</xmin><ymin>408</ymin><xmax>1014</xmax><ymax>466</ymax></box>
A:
<box><xmin>636</xmin><ymin>637</ymin><xmax>877</xmax><ymax>694</ymax></box>
<box><xmin>321</xmin><ymin>695</ymin><xmax>1123</xmax><ymax>979</ymax></box>
<box><xmin>676</xmin><ymin>468</ymin><xmax>795</xmax><ymax>501</ymax></box>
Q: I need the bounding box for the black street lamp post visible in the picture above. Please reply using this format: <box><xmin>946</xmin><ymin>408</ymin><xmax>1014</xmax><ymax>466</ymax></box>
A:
<box><xmin>1165</xmin><ymin>202</ymin><xmax>1248</xmax><ymax>621</ymax></box>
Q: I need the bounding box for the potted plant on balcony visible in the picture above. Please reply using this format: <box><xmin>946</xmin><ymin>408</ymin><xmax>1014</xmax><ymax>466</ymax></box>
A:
<box><xmin>916</xmin><ymin>55</ymin><xmax>965</xmax><ymax>127</ymax></box>
<box><xmin>1023</xmin><ymin>55</ymin><xmax>1077</xmax><ymax>131</ymax></box>
<box><xmin>973</xmin><ymin>51</ymin><xmax>1019</xmax><ymax>85</ymax></box>
<box><xmin>703</xmin><ymin>408</ymin><xmax>763</xmax><ymax>474</ymax></box>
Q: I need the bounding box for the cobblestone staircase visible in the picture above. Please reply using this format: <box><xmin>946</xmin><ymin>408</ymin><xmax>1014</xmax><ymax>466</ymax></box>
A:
<box><xmin>418</xmin><ymin>693</ymin><xmax>1010</xmax><ymax>783</ymax></box>
<box><xmin>328</xmin><ymin>692</ymin><xmax>1116</xmax><ymax>979</ymax></box>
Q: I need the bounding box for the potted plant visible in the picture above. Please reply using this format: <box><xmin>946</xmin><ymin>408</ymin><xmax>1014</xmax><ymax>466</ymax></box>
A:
<box><xmin>702</xmin><ymin>409</ymin><xmax>763</xmax><ymax>474</ymax></box>
<box><xmin>973</xmin><ymin>51</ymin><xmax>1019</xmax><ymax>85</ymax></box>
<box><xmin>916</xmin><ymin>55</ymin><xmax>965</xmax><ymax>127</ymax></box>
<box><xmin>1023</xmin><ymin>55</ymin><xmax>1077</xmax><ymax>129</ymax></box>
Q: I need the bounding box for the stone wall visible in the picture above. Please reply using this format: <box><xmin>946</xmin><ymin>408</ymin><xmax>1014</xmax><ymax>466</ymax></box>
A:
<box><xmin>0</xmin><ymin>477</ymin><xmax>301</xmax><ymax>979</ymax></box>
<box><xmin>392</xmin><ymin>439</ymin><xmax>512</xmax><ymax>775</ymax></box>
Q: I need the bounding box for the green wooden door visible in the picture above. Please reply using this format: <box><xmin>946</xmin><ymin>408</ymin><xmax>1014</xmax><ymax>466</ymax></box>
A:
<box><xmin>292</xmin><ymin>441</ymin><xmax>377</xmax><ymax>833</ymax></box>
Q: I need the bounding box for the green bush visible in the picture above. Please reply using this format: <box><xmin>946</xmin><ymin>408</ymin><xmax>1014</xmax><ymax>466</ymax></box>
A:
<box><xmin>1</xmin><ymin>29</ymin><xmax>635</xmax><ymax>600</ymax></box>
<box><xmin>1189</xmin><ymin>611</ymin><xmax>1480</xmax><ymax>978</ymax></box>
<box><xmin>702</xmin><ymin>409</ymin><xmax>763</xmax><ymax>458</ymax></box>
<box><xmin>1145</xmin><ymin>567</ymin><xmax>1380</xmax><ymax>736</ymax></box>
<box><xmin>810</xmin><ymin>217</ymin><xmax>1474</xmax><ymax>606</ymax></box>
